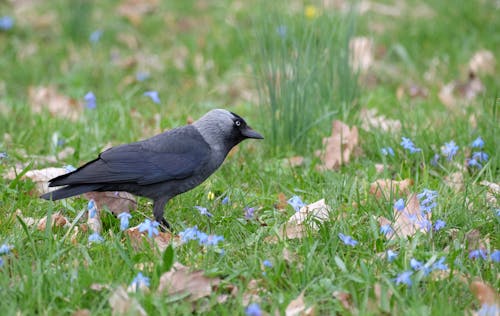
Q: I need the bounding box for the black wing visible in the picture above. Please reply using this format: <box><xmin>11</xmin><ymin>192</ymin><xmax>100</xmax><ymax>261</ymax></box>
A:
<box><xmin>49</xmin><ymin>126</ymin><xmax>211</xmax><ymax>186</ymax></box>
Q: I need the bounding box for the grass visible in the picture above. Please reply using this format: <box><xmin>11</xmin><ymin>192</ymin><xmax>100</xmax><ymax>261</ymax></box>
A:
<box><xmin>0</xmin><ymin>0</ymin><xmax>499</xmax><ymax>315</ymax></box>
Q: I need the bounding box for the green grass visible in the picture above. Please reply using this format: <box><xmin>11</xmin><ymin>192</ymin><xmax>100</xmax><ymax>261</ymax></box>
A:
<box><xmin>0</xmin><ymin>0</ymin><xmax>499</xmax><ymax>315</ymax></box>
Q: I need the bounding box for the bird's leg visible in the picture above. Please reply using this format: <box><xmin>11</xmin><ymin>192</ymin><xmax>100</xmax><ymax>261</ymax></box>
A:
<box><xmin>153</xmin><ymin>198</ymin><xmax>171</xmax><ymax>232</ymax></box>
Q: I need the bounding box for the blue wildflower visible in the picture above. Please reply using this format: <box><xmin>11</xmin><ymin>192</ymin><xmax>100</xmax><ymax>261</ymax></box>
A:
<box><xmin>338</xmin><ymin>233</ymin><xmax>358</xmax><ymax>246</ymax></box>
<box><xmin>117</xmin><ymin>213</ymin><xmax>132</xmax><ymax>231</ymax></box>
<box><xmin>195</xmin><ymin>206</ymin><xmax>212</xmax><ymax>217</ymax></box>
<box><xmin>0</xmin><ymin>257</ymin><xmax>3</xmax><ymax>267</ymax></box>
<box><xmin>469</xmin><ymin>249</ymin><xmax>488</xmax><ymax>260</ymax></box>
<box><xmin>244</xmin><ymin>207</ymin><xmax>255</xmax><ymax>219</ymax></box>
<box><xmin>490</xmin><ymin>250</ymin><xmax>500</xmax><ymax>263</ymax></box>
<box><xmin>88</xmin><ymin>200</ymin><xmax>97</xmax><ymax>219</ymax></box>
<box><xmin>380</xmin><ymin>224</ymin><xmax>393</xmax><ymax>236</ymax></box>
<box><xmin>410</xmin><ymin>258</ymin><xmax>423</xmax><ymax>271</ymax></box>
<box><xmin>135</xmin><ymin>71</ymin><xmax>150</xmax><ymax>82</ymax></box>
<box><xmin>287</xmin><ymin>195</ymin><xmax>305</xmax><ymax>212</ymax></box>
<box><xmin>430</xmin><ymin>153</ymin><xmax>440</xmax><ymax>166</ymax></box>
<box><xmin>0</xmin><ymin>152</ymin><xmax>8</xmax><ymax>159</ymax></box>
<box><xmin>263</xmin><ymin>260</ymin><xmax>273</xmax><ymax>268</ymax></box>
<box><xmin>495</xmin><ymin>209</ymin><xmax>500</xmax><ymax>217</ymax></box>
<box><xmin>468</xmin><ymin>158</ymin><xmax>482</xmax><ymax>169</ymax></box>
<box><xmin>477</xmin><ymin>304</ymin><xmax>499</xmax><ymax>316</ymax></box>
<box><xmin>0</xmin><ymin>16</ymin><xmax>14</xmax><ymax>31</ymax></box>
<box><xmin>245</xmin><ymin>303</ymin><xmax>262</xmax><ymax>316</ymax></box>
<box><xmin>471</xmin><ymin>137</ymin><xmax>484</xmax><ymax>149</ymax></box>
<box><xmin>434</xmin><ymin>220</ymin><xmax>446</xmax><ymax>231</ymax></box>
<box><xmin>221</xmin><ymin>196</ymin><xmax>230</xmax><ymax>205</ymax></box>
<box><xmin>84</xmin><ymin>91</ymin><xmax>96</xmax><ymax>109</ymax></box>
<box><xmin>432</xmin><ymin>257</ymin><xmax>448</xmax><ymax>271</ymax></box>
<box><xmin>88</xmin><ymin>232</ymin><xmax>104</xmax><ymax>243</ymax></box>
<box><xmin>394</xmin><ymin>270</ymin><xmax>413</xmax><ymax>286</ymax></box>
<box><xmin>138</xmin><ymin>219</ymin><xmax>159</xmax><ymax>238</ymax></box>
<box><xmin>472</xmin><ymin>151</ymin><xmax>488</xmax><ymax>162</ymax></box>
<box><xmin>417</xmin><ymin>219</ymin><xmax>432</xmax><ymax>232</ymax></box>
<box><xmin>144</xmin><ymin>91</ymin><xmax>160</xmax><ymax>104</ymax></box>
<box><xmin>276</xmin><ymin>25</ymin><xmax>287</xmax><ymax>38</ymax></box>
<box><xmin>417</xmin><ymin>189</ymin><xmax>438</xmax><ymax>214</ymax></box>
<box><xmin>179</xmin><ymin>226</ymin><xmax>201</xmax><ymax>242</ymax></box>
<box><xmin>394</xmin><ymin>198</ymin><xmax>405</xmax><ymax>211</ymax></box>
<box><xmin>381</xmin><ymin>147</ymin><xmax>395</xmax><ymax>156</ymax></box>
<box><xmin>129</xmin><ymin>272</ymin><xmax>150</xmax><ymax>291</ymax></box>
<box><xmin>0</xmin><ymin>244</ymin><xmax>12</xmax><ymax>255</ymax></box>
<box><xmin>387</xmin><ymin>250</ymin><xmax>398</xmax><ymax>262</ymax></box>
<box><xmin>203</xmin><ymin>234</ymin><xmax>224</xmax><ymax>247</ymax></box>
<box><xmin>89</xmin><ymin>30</ymin><xmax>102</xmax><ymax>43</ymax></box>
<box><xmin>400</xmin><ymin>137</ymin><xmax>421</xmax><ymax>153</ymax></box>
<box><xmin>441</xmin><ymin>141</ymin><xmax>459</xmax><ymax>161</ymax></box>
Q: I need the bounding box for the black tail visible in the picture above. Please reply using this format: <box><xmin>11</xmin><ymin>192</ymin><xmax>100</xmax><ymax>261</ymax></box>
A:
<box><xmin>40</xmin><ymin>184</ymin><xmax>102</xmax><ymax>201</ymax></box>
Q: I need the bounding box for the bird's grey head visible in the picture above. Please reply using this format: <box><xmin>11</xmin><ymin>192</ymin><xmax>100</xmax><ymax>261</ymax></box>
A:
<box><xmin>193</xmin><ymin>109</ymin><xmax>263</xmax><ymax>151</ymax></box>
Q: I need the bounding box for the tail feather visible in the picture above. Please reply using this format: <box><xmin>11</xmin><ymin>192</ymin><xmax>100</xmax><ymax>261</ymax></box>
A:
<box><xmin>40</xmin><ymin>184</ymin><xmax>102</xmax><ymax>201</ymax></box>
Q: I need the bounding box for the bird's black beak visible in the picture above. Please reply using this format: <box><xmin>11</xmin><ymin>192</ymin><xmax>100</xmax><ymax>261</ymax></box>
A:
<box><xmin>241</xmin><ymin>126</ymin><xmax>264</xmax><ymax>139</ymax></box>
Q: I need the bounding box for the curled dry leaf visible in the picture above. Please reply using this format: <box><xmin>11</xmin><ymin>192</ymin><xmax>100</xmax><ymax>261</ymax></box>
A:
<box><xmin>333</xmin><ymin>291</ymin><xmax>357</xmax><ymax>313</ymax></box>
<box><xmin>438</xmin><ymin>72</ymin><xmax>484</xmax><ymax>109</ymax></box>
<box><xmin>480</xmin><ymin>181</ymin><xmax>499</xmax><ymax>208</ymax></box>
<box><xmin>349</xmin><ymin>37</ymin><xmax>374</xmax><ymax>73</ymax></box>
<box><xmin>37</xmin><ymin>212</ymin><xmax>70</xmax><ymax>231</ymax></box>
<box><xmin>29</xmin><ymin>86</ymin><xmax>81</xmax><ymax>121</ymax></box>
<box><xmin>157</xmin><ymin>262</ymin><xmax>221</xmax><ymax>302</ymax></box>
<box><xmin>468</xmin><ymin>50</ymin><xmax>496</xmax><ymax>76</ymax></box>
<box><xmin>117</xmin><ymin>0</ymin><xmax>159</xmax><ymax>25</ymax></box>
<box><xmin>125</xmin><ymin>224</ymin><xmax>177</xmax><ymax>252</ymax></box>
<box><xmin>444</xmin><ymin>172</ymin><xmax>464</xmax><ymax>192</ymax></box>
<box><xmin>5</xmin><ymin>167</ymin><xmax>68</xmax><ymax>195</ymax></box>
<box><xmin>83</xmin><ymin>191</ymin><xmax>137</xmax><ymax>216</ymax></box>
<box><xmin>360</xmin><ymin>108</ymin><xmax>401</xmax><ymax>133</ymax></box>
<box><xmin>317</xmin><ymin>120</ymin><xmax>359</xmax><ymax>171</ymax></box>
<box><xmin>286</xmin><ymin>291</ymin><xmax>314</xmax><ymax>316</ymax></box>
<box><xmin>470</xmin><ymin>280</ymin><xmax>500</xmax><ymax>315</ymax></box>
<box><xmin>276</xmin><ymin>192</ymin><xmax>288</xmax><ymax>211</ymax></box>
<box><xmin>109</xmin><ymin>286</ymin><xmax>147</xmax><ymax>316</ymax></box>
<box><xmin>369</xmin><ymin>179</ymin><xmax>413</xmax><ymax>199</ymax></box>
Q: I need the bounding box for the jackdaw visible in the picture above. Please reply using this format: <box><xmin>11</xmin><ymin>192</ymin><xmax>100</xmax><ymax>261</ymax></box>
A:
<box><xmin>41</xmin><ymin>109</ymin><xmax>263</xmax><ymax>229</ymax></box>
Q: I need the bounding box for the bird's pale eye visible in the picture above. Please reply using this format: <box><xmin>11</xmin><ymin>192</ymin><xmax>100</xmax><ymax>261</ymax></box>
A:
<box><xmin>235</xmin><ymin>120</ymin><xmax>241</xmax><ymax>127</ymax></box>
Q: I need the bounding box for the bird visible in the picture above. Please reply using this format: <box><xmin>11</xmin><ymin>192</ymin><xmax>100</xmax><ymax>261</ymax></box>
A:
<box><xmin>40</xmin><ymin>109</ymin><xmax>263</xmax><ymax>229</ymax></box>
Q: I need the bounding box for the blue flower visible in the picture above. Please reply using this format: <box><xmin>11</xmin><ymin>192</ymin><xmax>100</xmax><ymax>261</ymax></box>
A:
<box><xmin>430</xmin><ymin>153</ymin><xmax>440</xmax><ymax>166</ymax></box>
<box><xmin>0</xmin><ymin>257</ymin><xmax>3</xmax><ymax>267</ymax></box>
<box><xmin>203</xmin><ymin>234</ymin><xmax>224</xmax><ymax>247</ymax></box>
<box><xmin>338</xmin><ymin>233</ymin><xmax>358</xmax><ymax>246</ymax></box>
<box><xmin>387</xmin><ymin>250</ymin><xmax>398</xmax><ymax>262</ymax></box>
<box><xmin>381</xmin><ymin>147</ymin><xmax>395</xmax><ymax>156</ymax></box>
<box><xmin>287</xmin><ymin>195</ymin><xmax>306</xmax><ymax>212</ymax></box>
<box><xmin>400</xmin><ymin>137</ymin><xmax>421</xmax><ymax>153</ymax></box>
<box><xmin>135</xmin><ymin>71</ymin><xmax>150</xmax><ymax>82</ymax></box>
<box><xmin>477</xmin><ymin>304</ymin><xmax>499</xmax><ymax>316</ymax></box>
<box><xmin>129</xmin><ymin>272</ymin><xmax>150</xmax><ymax>291</ymax></box>
<box><xmin>84</xmin><ymin>91</ymin><xmax>96</xmax><ymax>109</ymax></box>
<box><xmin>417</xmin><ymin>189</ymin><xmax>438</xmax><ymax>214</ymax></box>
<box><xmin>467</xmin><ymin>158</ymin><xmax>482</xmax><ymax>169</ymax></box>
<box><xmin>244</xmin><ymin>207</ymin><xmax>255</xmax><ymax>219</ymax></box>
<box><xmin>472</xmin><ymin>151</ymin><xmax>488</xmax><ymax>162</ymax></box>
<box><xmin>138</xmin><ymin>219</ymin><xmax>160</xmax><ymax>238</ymax></box>
<box><xmin>394</xmin><ymin>271</ymin><xmax>413</xmax><ymax>286</ymax></box>
<box><xmin>195</xmin><ymin>206</ymin><xmax>212</xmax><ymax>217</ymax></box>
<box><xmin>434</xmin><ymin>220</ymin><xmax>446</xmax><ymax>231</ymax></box>
<box><xmin>0</xmin><ymin>16</ymin><xmax>14</xmax><ymax>31</ymax></box>
<box><xmin>276</xmin><ymin>25</ymin><xmax>287</xmax><ymax>38</ymax></box>
<box><xmin>0</xmin><ymin>152</ymin><xmax>7</xmax><ymax>159</ymax></box>
<box><xmin>495</xmin><ymin>209</ymin><xmax>500</xmax><ymax>217</ymax></box>
<box><xmin>432</xmin><ymin>257</ymin><xmax>448</xmax><ymax>271</ymax></box>
<box><xmin>469</xmin><ymin>249</ymin><xmax>488</xmax><ymax>260</ymax></box>
<box><xmin>88</xmin><ymin>232</ymin><xmax>104</xmax><ymax>243</ymax></box>
<box><xmin>417</xmin><ymin>219</ymin><xmax>432</xmax><ymax>232</ymax></box>
<box><xmin>179</xmin><ymin>226</ymin><xmax>223</xmax><ymax>247</ymax></box>
<box><xmin>117</xmin><ymin>213</ymin><xmax>132</xmax><ymax>231</ymax></box>
<box><xmin>394</xmin><ymin>198</ymin><xmax>405</xmax><ymax>211</ymax></box>
<box><xmin>144</xmin><ymin>91</ymin><xmax>160</xmax><ymax>104</ymax></box>
<box><xmin>179</xmin><ymin>226</ymin><xmax>201</xmax><ymax>242</ymax></box>
<box><xmin>89</xmin><ymin>30</ymin><xmax>103</xmax><ymax>43</ymax></box>
<box><xmin>221</xmin><ymin>196</ymin><xmax>230</xmax><ymax>205</ymax></box>
<box><xmin>380</xmin><ymin>224</ymin><xmax>393</xmax><ymax>236</ymax></box>
<box><xmin>263</xmin><ymin>260</ymin><xmax>273</xmax><ymax>268</ymax></box>
<box><xmin>490</xmin><ymin>250</ymin><xmax>500</xmax><ymax>263</ymax></box>
<box><xmin>441</xmin><ymin>141</ymin><xmax>459</xmax><ymax>161</ymax></box>
<box><xmin>245</xmin><ymin>303</ymin><xmax>262</xmax><ymax>316</ymax></box>
<box><xmin>410</xmin><ymin>258</ymin><xmax>423</xmax><ymax>271</ymax></box>
<box><xmin>0</xmin><ymin>244</ymin><xmax>12</xmax><ymax>255</ymax></box>
<box><xmin>87</xmin><ymin>200</ymin><xmax>97</xmax><ymax>219</ymax></box>
<box><xmin>471</xmin><ymin>137</ymin><xmax>484</xmax><ymax>149</ymax></box>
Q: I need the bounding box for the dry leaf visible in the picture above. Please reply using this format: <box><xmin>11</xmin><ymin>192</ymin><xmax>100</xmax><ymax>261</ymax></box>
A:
<box><xmin>439</xmin><ymin>72</ymin><xmax>484</xmax><ymax>109</ymax></box>
<box><xmin>90</xmin><ymin>283</ymin><xmax>110</xmax><ymax>291</ymax></box>
<box><xmin>318</xmin><ymin>120</ymin><xmax>359</xmax><ymax>170</ymax></box>
<box><xmin>5</xmin><ymin>167</ymin><xmax>68</xmax><ymax>195</ymax></box>
<box><xmin>470</xmin><ymin>280</ymin><xmax>500</xmax><ymax>316</ymax></box>
<box><xmin>157</xmin><ymin>262</ymin><xmax>220</xmax><ymax>301</ymax></box>
<box><xmin>360</xmin><ymin>108</ymin><xmax>401</xmax><ymax>132</ymax></box>
<box><xmin>465</xmin><ymin>229</ymin><xmax>490</xmax><ymax>251</ymax></box>
<box><xmin>480</xmin><ymin>181</ymin><xmax>499</xmax><ymax>207</ymax></box>
<box><xmin>369</xmin><ymin>179</ymin><xmax>413</xmax><ymax>199</ymax></box>
<box><xmin>276</xmin><ymin>192</ymin><xmax>288</xmax><ymax>211</ymax></box>
<box><xmin>242</xmin><ymin>279</ymin><xmax>264</xmax><ymax>306</ymax></box>
<box><xmin>83</xmin><ymin>191</ymin><xmax>137</xmax><ymax>215</ymax></box>
<box><xmin>37</xmin><ymin>212</ymin><xmax>70</xmax><ymax>231</ymax></box>
<box><xmin>284</xmin><ymin>156</ymin><xmax>305</xmax><ymax>168</ymax></box>
<box><xmin>469</xmin><ymin>50</ymin><xmax>496</xmax><ymax>76</ymax></box>
<box><xmin>349</xmin><ymin>37</ymin><xmax>374</xmax><ymax>73</ymax></box>
<box><xmin>286</xmin><ymin>291</ymin><xmax>314</xmax><ymax>316</ymax></box>
<box><xmin>125</xmin><ymin>225</ymin><xmax>177</xmax><ymax>252</ymax></box>
<box><xmin>72</xmin><ymin>309</ymin><xmax>91</xmax><ymax>316</ymax></box>
<box><xmin>374</xmin><ymin>163</ymin><xmax>385</xmax><ymax>174</ymax></box>
<box><xmin>117</xmin><ymin>0</ymin><xmax>159</xmax><ymax>25</ymax></box>
<box><xmin>332</xmin><ymin>291</ymin><xmax>356</xmax><ymax>313</ymax></box>
<box><xmin>396</xmin><ymin>84</ymin><xmax>429</xmax><ymax>100</ymax></box>
<box><xmin>29</xmin><ymin>86</ymin><xmax>81</xmax><ymax>121</ymax></box>
<box><xmin>444</xmin><ymin>172</ymin><xmax>464</xmax><ymax>192</ymax></box>
<box><xmin>109</xmin><ymin>286</ymin><xmax>147</xmax><ymax>316</ymax></box>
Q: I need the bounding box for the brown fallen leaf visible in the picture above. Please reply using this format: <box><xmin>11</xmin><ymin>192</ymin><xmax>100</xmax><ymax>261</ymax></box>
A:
<box><xmin>242</xmin><ymin>279</ymin><xmax>265</xmax><ymax>306</ymax></box>
<box><xmin>117</xmin><ymin>0</ymin><xmax>159</xmax><ymax>25</ymax></box>
<box><xmin>286</xmin><ymin>291</ymin><xmax>314</xmax><ymax>316</ymax></box>
<box><xmin>72</xmin><ymin>309</ymin><xmax>91</xmax><ymax>316</ymax></box>
<box><xmin>125</xmin><ymin>225</ymin><xmax>177</xmax><ymax>252</ymax></box>
<box><xmin>333</xmin><ymin>291</ymin><xmax>357</xmax><ymax>314</ymax></box>
<box><xmin>369</xmin><ymin>179</ymin><xmax>413</xmax><ymax>199</ymax></box>
<box><xmin>367</xmin><ymin>282</ymin><xmax>393</xmax><ymax>313</ymax></box>
<box><xmin>374</xmin><ymin>164</ymin><xmax>385</xmax><ymax>174</ymax></box>
<box><xmin>29</xmin><ymin>86</ymin><xmax>81</xmax><ymax>121</ymax></box>
<box><xmin>37</xmin><ymin>212</ymin><xmax>70</xmax><ymax>231</ymax></box>
<box><xmin>465</xmin><ymin>229</ymin><xmax>490</xmax><ymax>252</ymax></box>
<box><xmin>468</xmin><ymin>50</ymin><xmax>496</xmax><ymax>76</ymax></box>
<box><xmin>276</xmin><ymin>192</ymin><xmax>288</xmax><ymax>211</ymax></box>
<box><xmin>284</xmin><ymin>156</ymin><xmax>305</xmax><ymax>168</ymax></box>
<box><xmin>349</xmin><ymin>37</ymin><xmax>374</xmax><ymax>73</ymax></box>
<box><xmin>108</xmin><ymin>286</ymin><xmax>147</xmax><ymax>316</ymax></box>
<box><xmin>444</xmin><ymin>172</ymin><xmax>464</xmax><ymax>192</ymax></box>
<box><xmin>157</xmin><ymin>262</ymin><xmax>220</xmax><ymax>302</ymax></box>
<box><xmin>480</xmin><ymin>181</ymin><xmax>499</xmax><ymax>208</ymax></box>
<box><xmin>5</xmin><ymin>167</ymin><xmax>69</xmax><ymax>195</ymax></box>
<box><xmin>438</xmin><ymin>72</ymin><xmax>484</xmax><ymax>109</ymax></box>
<box><xmin>83</xmin><ymin>191</ymin><xmax>137</xmax><ymax>216</ymax></box>
<box><xmin>396</xmin><ymin>83</ymin><xmax>429</xmax><ymax>100</ymax></box>
<box><xmin>469</xmin><ymin>279</ymin><xmax>500</xmax><ymax>316</ymax></box>
<box><xmin>317</xmin><ymin>120</ymin><xmax>359</xmax><ymax>170</ymax></box>
<box><xmin>360</xmin><ymin>108</ymin><xmax>401</xmax><ymax>133</ymax></box>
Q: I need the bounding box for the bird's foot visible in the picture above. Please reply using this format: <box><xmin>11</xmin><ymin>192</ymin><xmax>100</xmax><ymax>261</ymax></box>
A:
<box><xmin>158</xmin><ymin>217</ymin><xmax>172</xmax><ymax>232</ymax></box>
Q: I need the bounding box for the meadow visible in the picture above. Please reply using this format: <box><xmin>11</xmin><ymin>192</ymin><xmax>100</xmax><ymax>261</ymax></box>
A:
<box><xmin>0</xmin><ymin>0</ymin><xmax>498</xmax><ymax>315</ymax></box>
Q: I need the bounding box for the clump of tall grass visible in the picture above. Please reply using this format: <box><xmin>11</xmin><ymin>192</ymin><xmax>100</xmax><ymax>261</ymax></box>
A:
<box><xmin>251</xmin><ymin>3</ymin><xmax>358</xmax><ymax>155</ymax></box>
